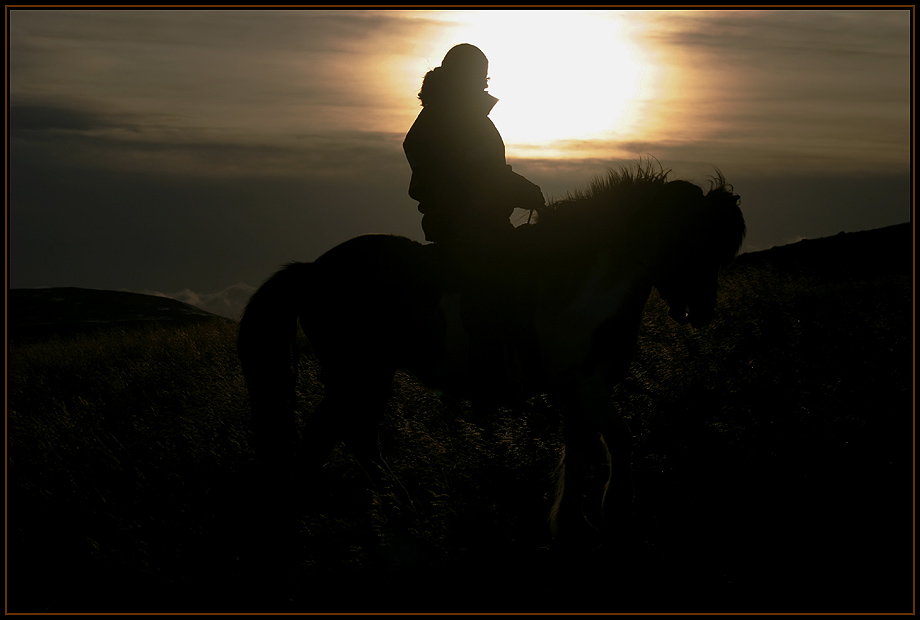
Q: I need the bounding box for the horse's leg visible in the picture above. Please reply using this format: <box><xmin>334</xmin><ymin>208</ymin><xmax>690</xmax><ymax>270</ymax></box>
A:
<box><xmin>551</xmin><ymin>370</ymin><xmax>635</xmax><ymax>548</ymax></box>
<box><xmin>574</xmin><ymin>367</ymin><xmax>636</xmax><ymax>533</ymax></box>
<box><xmin>298</xmin><ymin>394</ymin><xmax>348</xmax><ymax>475</ymax></box>
<box><xmin>320</xmin><ymin>367</ymin><xmax>416</xmax><ymax>514</ymax></box>
<box><xmin>599</xmin><ymin>413</ymin><xmax>635</xmax><ymax>533</ymax></box>
<box><xmin>549</xmin><ymin>412</ymin><xmax>608</xmax><ymax>547</ymax></box>
<box><xmin>346</xmin><ymin>426</ymin><xmax>416</xmax><ymax>516</ymax></box>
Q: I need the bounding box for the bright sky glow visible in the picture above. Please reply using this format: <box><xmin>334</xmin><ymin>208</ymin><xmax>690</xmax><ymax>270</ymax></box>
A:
<box><xmin>402</xmin><ymin>10</ymin><xmax>654</xmax><ymax>157</ymax></box>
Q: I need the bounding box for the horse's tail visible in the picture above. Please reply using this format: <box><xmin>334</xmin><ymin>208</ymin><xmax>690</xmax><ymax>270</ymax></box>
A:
<box><xmin>238</xmin><ymin>262</ymin><xmax>312</xmax><ymax>467</ymax></box>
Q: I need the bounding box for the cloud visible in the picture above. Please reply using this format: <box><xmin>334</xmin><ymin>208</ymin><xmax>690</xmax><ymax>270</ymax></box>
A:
<box><xmin>10</xmin><ymin>100</ymin><xmax>408</xmax><ymax>182</ymax></box>
<box><xmin>626</xmin><ymin>10</ymin><xmax>910</xmax><ymax>172</ymax></box>
<box><xmin>10</xmin><ymin>10</ymin><xmax>908</xmax><ymax>180</ymax></box>
<box><xmin>9</xmin><ymin>9</ymin><xmax>910</xmax><ymax>303</ymax></box>
<box><xmin>9</xmin><ymin>10</ymin><xmax>430</xmax><ymax>138</ymax></box>
<box><xmin>142</xmin><ymin>282</ymin><xmax>258</xmax><ymax>320</ymax></box>
<box><xmin>9</xmin><ymin>104</ymin><xmax>120</xmax><ymax>132</ymax></box>
<box><xmin>644</xmin><ymin>9</ymin><xmax>908</xmax><ymax>60</ymax></box>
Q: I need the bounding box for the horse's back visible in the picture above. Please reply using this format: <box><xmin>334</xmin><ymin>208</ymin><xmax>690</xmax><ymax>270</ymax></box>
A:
<box><xmin>315</xmin><ymin>234</ymin><xmax>422</xmax><ymax>268</ymax></box>
<box><xmin>301</xmin><ymin>234</ymin><xmax>444</xmax><ymax>370</ymax></box>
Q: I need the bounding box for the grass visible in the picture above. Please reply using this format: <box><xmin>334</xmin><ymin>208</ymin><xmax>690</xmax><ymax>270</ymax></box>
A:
<box><xmin>7</xmin><ymin>240</ymin><xmax>913</xmax><ymax>613</ymax></box>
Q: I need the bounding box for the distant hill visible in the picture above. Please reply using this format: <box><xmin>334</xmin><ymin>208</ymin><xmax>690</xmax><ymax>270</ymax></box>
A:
<box><xmin>8</xmin><ymin>287</ymin><xmax>228</xmax><ymax>343</ymax></box>
<box><xmin>735</xmin><ymin>222</ymin><xmax>911</xmax><ymax>277</ymax></box>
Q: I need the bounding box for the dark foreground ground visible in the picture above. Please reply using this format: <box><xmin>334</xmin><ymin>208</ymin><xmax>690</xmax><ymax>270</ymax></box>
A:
<box><xmin>8</xmin><ymin>224</ymin><xmax>914</xmax><ymax>613</ymax></box>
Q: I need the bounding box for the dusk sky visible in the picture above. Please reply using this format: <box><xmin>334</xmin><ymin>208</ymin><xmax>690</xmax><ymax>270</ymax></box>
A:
<box><xmin>8</xmin><ymin>9</ymin><xmax>912</xmax><ymax>319</ymax></box>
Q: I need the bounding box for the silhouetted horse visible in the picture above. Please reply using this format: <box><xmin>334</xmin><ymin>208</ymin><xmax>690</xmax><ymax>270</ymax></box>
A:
<box><xmin>238</xmin><ymin>164</ymin><xmax>745</xmax><ymax>546</ymax></box>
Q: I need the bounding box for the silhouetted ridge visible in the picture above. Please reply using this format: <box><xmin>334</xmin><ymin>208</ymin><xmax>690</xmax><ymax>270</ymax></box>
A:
<box><xmin>735</xmin><ymin>222</ymin><xmax>911</xmax><ymax>277</ymax></box>
<box><xmin>8</xmin><ymin>287</ymin><xmax>227</xmax><ymax>342</ymax></box>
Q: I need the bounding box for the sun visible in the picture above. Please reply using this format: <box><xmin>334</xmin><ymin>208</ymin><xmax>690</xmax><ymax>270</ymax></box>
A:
<box><xmin>425</xmin><ymin>10</ymin><xmax>653</xmax><ymax>154</ymax></box>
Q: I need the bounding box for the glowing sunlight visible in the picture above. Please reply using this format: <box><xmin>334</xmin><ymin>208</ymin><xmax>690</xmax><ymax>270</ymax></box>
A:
<box><xmin>410</xmin><ymin>10</ymin><xmax>656</xmax><ymax>157</ymax></box>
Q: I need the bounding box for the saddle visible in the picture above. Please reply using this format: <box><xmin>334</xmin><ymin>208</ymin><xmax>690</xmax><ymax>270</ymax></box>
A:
<box><xmin>425</xmin><ymin>227</ymin><xmax>543</xmax><ymax>401</ymax></box>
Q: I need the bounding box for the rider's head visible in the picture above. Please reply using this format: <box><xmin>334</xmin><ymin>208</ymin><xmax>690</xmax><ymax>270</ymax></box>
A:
<box><xmin>441</xmin><ymin>43</ymin><xmax>489</xmax><ymax>91</ymax></box>
<box><xmin>418</xmin><ymin>44</ymin><xmax>489</xmax><ymax>107</ymax></box>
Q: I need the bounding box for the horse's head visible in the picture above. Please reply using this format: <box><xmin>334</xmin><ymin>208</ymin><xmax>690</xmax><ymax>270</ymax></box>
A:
<box><xmin>652</xmin><ymin>178</ymin><xmax>745</xmax><ymax>329</ymax></box>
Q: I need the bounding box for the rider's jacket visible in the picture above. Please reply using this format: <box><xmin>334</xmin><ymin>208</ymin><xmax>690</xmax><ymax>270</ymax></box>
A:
<box><xmin>403</xmin><ymin>91</ymin><xmax>544</xmax><ymax>244</ymax></box>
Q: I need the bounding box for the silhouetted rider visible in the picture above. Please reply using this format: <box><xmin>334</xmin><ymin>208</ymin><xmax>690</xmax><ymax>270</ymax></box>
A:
<box><xmin>403</xmin><ymin>43</ymin><xmax>545</xmax><ymax>245</ymax></box>
<box><xmin>403</xmin><ymin>44</ymin><xmax>544</xmax><ymax>400</ymax></box>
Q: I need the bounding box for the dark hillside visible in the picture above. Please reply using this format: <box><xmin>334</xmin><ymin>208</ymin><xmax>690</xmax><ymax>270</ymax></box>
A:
<box><xmin>7</xmin><ymin>224</ymin><xmax>913</xmax><ymax>613</ymax></box>
<box><xmin>8</xmin><ymin>287</ymin><xmax>227</xmax><ymax>342</ymax></box>
<box><xmin>735</xmin><ymin>222</ymin><xmax>911</xmax><ymax>276</ymax></box>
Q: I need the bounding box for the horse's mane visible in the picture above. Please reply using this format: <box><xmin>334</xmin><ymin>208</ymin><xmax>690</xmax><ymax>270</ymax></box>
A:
<box><xmin>529</xmin><ymin>160</ymin><xmax>679</xmax><ymax>263</ymax></box>
<box><xmin>535</xmin><ymin>160</ymin><xmax>671</xmax><ymax>226</ymax></box>
<box><xmin>528</xmin><ymin>159</ymin><xmax>745</xmax><ymax>268</ymax></box>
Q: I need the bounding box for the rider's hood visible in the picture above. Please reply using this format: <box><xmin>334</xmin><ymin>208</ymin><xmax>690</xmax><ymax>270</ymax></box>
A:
<box><xmin>481</xmin><ymin>92</ymin><xmax>499</xmax><ymax>115</ymax></box>
<box><xmin>424</xmin><ymin>90</ymin><xmax>498</xmax><ymax>116</ymax></box>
